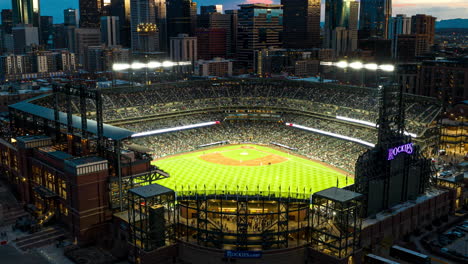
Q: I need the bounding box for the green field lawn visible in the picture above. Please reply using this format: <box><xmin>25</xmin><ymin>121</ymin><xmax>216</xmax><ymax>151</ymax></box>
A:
<box><xmin>150</xmin><ymin>144</ymin><xmax>353</xmax><ymax>198</ymax></box>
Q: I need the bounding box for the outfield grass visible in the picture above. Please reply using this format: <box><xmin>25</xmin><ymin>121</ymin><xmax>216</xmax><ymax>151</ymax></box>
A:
<box><xmin>150</xmin><ymin>144</ymin><xmax>353</xmax><ymax>198</ymax></box>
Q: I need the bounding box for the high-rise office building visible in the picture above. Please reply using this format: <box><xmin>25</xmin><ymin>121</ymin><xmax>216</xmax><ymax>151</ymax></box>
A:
<box><xmin>110</xmin><ymin>0</ymin><xmax>131</xmax><ymax>47</ymax></box>
<box><xmin>170</xmin><ymin>33</ymin><xmax>197</xmax><ymax>64</ymax></box>
<box><xmin>64</xmin><ymin>8</ymin><xmax>79</xmax><ymax>27</ymax></box>
<box><xmin>167</xmin><ymin>0</ymin><xmax>197</xmax><ymax>44</ymax></box>
<box><xmin>1</xmin><ymin>9</ymin><xmax>13</xmax><ymax>34</ymax></box>
<box><xmin>154</xmin><ymin>0</ymin><xmax>167</xmax><ymax>52</ymax></box>
<box><xmin>224</xmin><ymin>10</ymin><xmax>238</xmax><ymax>58</ymax></box>
<box><xmin>324</xmin><ymin>0</ymin><xmax>358</xmax><ymax>56</ymax></box>
<box><xmin>12</xmin><ymin>24</ymin><xmax>39</xmax><ymax>54</ymax></box>
<box><xmin>196</xmin><ymin>28</ymin><xmax>226</xmax><ymax>60</ymax></box>
<box><xmin>388</xmin><ymin>14</ymin><xmax>411</xmax><ymax>57</ymax></box>
<box><xmin>237</xmin><ymin>4</ymin><xmax>283</xmax><ymax>70</ymax></box>
<box><xmin>79</xmin><ymin>0</ymin><xmax>103</xmax><ymax>28</ymax></box>
<box><xmin>40</xmin><ymin>16</ymin><xmax>53</xmax><ymax>46</ymax></box>
<box><xmin>12</xmin><ymin>0</ymin><xmax>40</xmax><ymax>27</ymax></box>
<box><xmin>282</xmin><ymin>0</ymin><xmax>321</xmax><ymax>48</ymax></box>
<box><xmin>74</xmin><ymin>28</ymin><xmax>101</xmax><ymax>65</ymax></box>
<box><xmin>198</xmin><ymin>11</ymin><xmax>237</xmax><ymax>58</ymax></box>
<box><xmin>359</xmin><ymin>0</ymin><xmax>392</xmax><ymax>39</ymax></box>
<box><xmin>200</xmin><ymin>5</ymin><xmax>223</xmax><ymax>15</ymax></box>
<box><xmin>130</xmin><ymin>0</ymin><xmax>159</xmax><ymax>52</ymax></box>
<box><xmin>411</xmin><ymin>14</ymin><xmax>436</xmax><ymax>47</ymax></box>
<box><xmin>101</xmin><ymin>16</ymin><xmax>120</xmax><ymax>46</ymax></box>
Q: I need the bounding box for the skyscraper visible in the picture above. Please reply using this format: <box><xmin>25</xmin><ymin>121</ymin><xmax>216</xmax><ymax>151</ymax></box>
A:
<box><xmin>388</xmin><ymin>14</ymin><xmax>411</xmax><ymax>57</ymax></box>
<box><xmin>101</xmin><ymin>16</ymin><xmax>120</xmax><ymax>46</ymax></box>
<box><xmin>12</xmin><ymin>24</ymin><xmax>39</xmax><ymax>54</ymax></box>
<box><xmin>170</xmin><ymin>33</ymin><xmax>197</xmax><ymax>64</ymax></box>
<box><xmin>167</xmin><ymin>0</ymin><xmax>197</xmax><ymax>43</ymax></box>
<box><xmin>64</xmin><ymin>8</ymin><xmax>79</xmax><ymax>27</ymax></box>
<box><xmin>110</xmin><ymin>0</ymin><xmax>131</xmax><ymax>47</ymax></box>
<box><xmin>12</xmin><ymin>0</ymin><xmax>40</xmax><ymax>27</ymax></box>
<box><xmin>79</xmin><ymin>0</ymin><xmax>103</xmax><ymax>28</ymax></box>
<box><xmin>324</xmin><ymin>0</ymin><xmax>358</xmax><ymax>55</ymax></box>
<box><xmin>154</xmin><ymin>0</ymin><xmax>167</xmax><ymax>52</ymax></box>
<box><xmin>1</xmin><ymin>9</ymin><xmax>13</xmax><ymax>34</ymax></box>
<box><xmin>237</xmin><ymin>4</ymin><xmax>283</xmax><ymax>70</ymax></box>
<box><xmin>130</xmin><ymin>0</ymin><xmax>159</xmax><ymax>52</ymax></box>
<box><xmin>195</xmin><ymin>28</ymin><xmax>226</xmax><ymax>60</ymax></box>
<box><xmin>282</xmin><ymin>0</ymin><xmax>321</xmax><ymax>48</ymax></box>
<box><xmin>200</xmin><ymin>5</ymin><xmax>223</xmax><ymax>15</ymax></box>
<box><xmin>359</xmin><ymin>0</ymin><xmax>392</xmax><ymax>39</ymax></box>
<box><xmin>411</xmin><ymin>14</ymin><xmax>436</xmax><ymax>47</ymax></box>
<box><xmin>40</xmin><ymin>16</ymin><xmax>53</xmax><ymax>46</ymax></box>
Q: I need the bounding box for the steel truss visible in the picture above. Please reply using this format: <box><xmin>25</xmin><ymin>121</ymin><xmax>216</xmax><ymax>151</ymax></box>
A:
<box><xmin>109</xmin><ymin>167</ymin><xmax>170</xmax><ymax>209</ymax></box>
<box><xmin>177</xmin><ymin>193</ymin><xmax>310</xmax><ymax>250</ymax></box>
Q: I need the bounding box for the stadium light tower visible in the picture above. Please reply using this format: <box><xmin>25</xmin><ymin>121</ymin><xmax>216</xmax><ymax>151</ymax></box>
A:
<box><xmin>111</xmin><ymin>61</ymin><xmax>192</xmax><ymax>88</ymax></box>
<box><xmin>320</xmin><ymin>60</ymin><xmax>395</xmax><ymax>86</ymax></box>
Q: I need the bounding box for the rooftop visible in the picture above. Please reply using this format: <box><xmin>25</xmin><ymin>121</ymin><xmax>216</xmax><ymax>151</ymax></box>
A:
<box><xmin>9</xmin><ymin>100</ymin><xmax>135</xmax><ymax>141</ymax></box>
<box><xmin>65</xmin><ymin>156</ymin><xmax>107</xmax><ymax>168</ymax></box>
<box><xmin>314</xmin><ymin>187</ymin><xmax>362</xmax><ymax>203</ymax></box>
<box><xmin>129</xmin><ymin>184</ymin><xmax>174</xmax><ymax>199</ymax></box>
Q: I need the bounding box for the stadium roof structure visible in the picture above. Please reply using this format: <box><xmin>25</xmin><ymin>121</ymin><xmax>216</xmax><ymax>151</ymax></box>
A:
<box><xmin>9</xmin><ymin>101</ymin><xmax>135</xmax><ymax>141</ymax></box>
<box><xmin>314</xmin><ymin>187</ymin><xmax>362</xmax><ymax>203</ymax></box>
<box><xmin>129</xmin><ymin>184</ymin><xmax>174</xmax><ymax>199</ymax></box>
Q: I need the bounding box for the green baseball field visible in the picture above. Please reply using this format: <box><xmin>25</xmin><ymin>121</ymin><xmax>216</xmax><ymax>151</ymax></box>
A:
<box><xmin>151</xmin><ymin>144</ymin><xmax>353</xmax><ymax>198</ymax></box>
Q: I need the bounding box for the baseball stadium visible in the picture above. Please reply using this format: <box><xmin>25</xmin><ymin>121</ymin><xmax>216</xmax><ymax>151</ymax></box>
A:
<box><xmin>1</xmin><ymin>79</ymin><xmax>455</xmax><ymax>264</ymax></box>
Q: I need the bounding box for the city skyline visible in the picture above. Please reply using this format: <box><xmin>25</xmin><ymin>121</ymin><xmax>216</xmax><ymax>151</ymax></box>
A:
<box><xmin>0</xmin><ymin>0</ymin><xmax>467</xmax><ymax>23</ymax></box>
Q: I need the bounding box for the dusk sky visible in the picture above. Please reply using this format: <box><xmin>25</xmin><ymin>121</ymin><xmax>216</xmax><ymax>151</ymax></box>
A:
<box><xmin>0</xmin><ymin>0</ymin><xmax>467</xmax><ymax>23</ymax></box>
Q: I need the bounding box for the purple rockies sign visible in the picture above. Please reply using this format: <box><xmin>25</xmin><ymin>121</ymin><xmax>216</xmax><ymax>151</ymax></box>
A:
<box><xmin>388</xmin><ymin>143</ymin><xmax>414</xmax><ymax>161</ymax></box>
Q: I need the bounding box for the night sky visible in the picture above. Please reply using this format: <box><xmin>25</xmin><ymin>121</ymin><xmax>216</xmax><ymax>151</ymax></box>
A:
<box><xmin>0</xmin><ymin>0</ymin><xmax>466</xmax><ymax>23</ymax></box>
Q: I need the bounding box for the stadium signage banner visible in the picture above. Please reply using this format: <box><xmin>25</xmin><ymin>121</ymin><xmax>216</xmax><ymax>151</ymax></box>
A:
<box><xmin>388</xmin><ymin>143</ymin><xmax>414</xmax><ymax>161</ymax></box>
<box><xmin>225</xmin><ymin>250</ymin><xmax>262</xmax><ymax>258</ymax></box>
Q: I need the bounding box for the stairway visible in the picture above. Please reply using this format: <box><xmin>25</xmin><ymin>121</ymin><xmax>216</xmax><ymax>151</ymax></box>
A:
<box><xmin>14</xmin><ymin>226</ymin><xmax>67</xmax><ymax>251</ymax></box>
<box><xmin>0</xmin><ymin>205</ymin><xmax>28</xmax><ymax>227</ymax></box>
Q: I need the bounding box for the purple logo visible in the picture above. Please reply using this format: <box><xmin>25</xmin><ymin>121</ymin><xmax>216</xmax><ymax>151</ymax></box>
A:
<box><xmin>388</xmin><ymin>143</ymin><xmax>414</xmax><ymax>161</ymax></box>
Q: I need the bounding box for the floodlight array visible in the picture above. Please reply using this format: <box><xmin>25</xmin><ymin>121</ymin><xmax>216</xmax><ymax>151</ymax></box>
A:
<box><xmin>113</xmin><ymin>61</ymin><xmax>192</xmax><ymax>71</ymax></box>
<box><xmin>285</xmin><ymin>122</ymin><xmax>376</xmax><ymax>148</ymax></box>
<box><xmin>320</xmin><ymin>61</ymin><xmax>395</xmax><ymax>72</ymax></box>
<box><xmin>132</xmin><ymin>121</ymin><xmax>220</xmax><ymax>138</ymax></box>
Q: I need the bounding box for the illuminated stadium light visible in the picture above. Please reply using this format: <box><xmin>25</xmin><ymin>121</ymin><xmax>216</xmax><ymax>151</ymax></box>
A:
<box><xmin>147</xmin><ymin>61</ymin><xmax>162</xmax><ymax>68</ymax></box>
<box><xmin>336</xmin><ymin>116</ymin><xmax>418</xmax><ymax>138</ymax></box>
<box><xmin>132</xmin><ymin>121</ymin><xmax>220</xmax><ymax>138</ymax></box>
<box><xmin>112</xmin><ymin>61</ymin><xmax>192</xmax><ymax>71</ymax></box>
<box><xmin>131</xmin><ymin>62</ymin><xmax>146</xmax><ymax>70</ymax></box>
<box><xmin>364</xmin><ymin>63</ymin><xmax>379</xmax><ymax>71</ymax></box>
<box><xmin>349</xmin><ymin>61</ymin><xmax>363</xmax><ymax>69</ymax></box>
<box><xmin>285</xmin><ymin>123</ymin><xmax>376</xmax><ymax>148</ymax></box>
<box><xmin>336</xmin><ymin>61</ymin><xmax>348</xmax><ymax>68</ymax></box>
<box><xmin>162</xmin><ymin>61</ymin><xmax>175</xmax><ymax>67</ymax></box>
<box><xmin>379</xmin><ymin>64</ymin><xmax>395</xmax><ymax>72</ymax></box>
<box><xmin>112</xmin><ymin>63</ymin><xmax>129</xmax><ymax>71</ymax></box>
<box><xmin>320</xmin><ymin>61</ymin><xmax>395</xmax><ymax>72</ymax></box>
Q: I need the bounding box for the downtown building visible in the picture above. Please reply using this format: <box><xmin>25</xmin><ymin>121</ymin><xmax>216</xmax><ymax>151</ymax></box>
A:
<box><xmin>130</xmin><ymin>0</ymin><xmax>160</xmax><ymax>52</ymax></box>
<box><xmin>167</xmin><ymin>0</ymin><xmax>197</xmax><ymax>45</ymax></box>
<box><xmin>281</xmin><ymin>0</ymin><xmax>321</xmax><ymax>49</ymax></box>
<box><xmin>324</xmin><ymin>0</ymin><xmax>359</xmax><ymax>57</ymax></box>
<box><xmin>79</xmin><ymin>0</ymin><xmax>103</xmax><ymax>28</ymax></box>
<box><xmin>359</xmin><ymin>0</ymin><xmax>392</xmax><ymax>39</ymax></box>
<box><xmin>198</xmin><ymin>10</ymin><xmax>238</xmax><ymax>58</ymax></box>
<box><xmin>237</xmin><ymin>4</ymin><xmax>283</xmax><ymax>71</ymax></box>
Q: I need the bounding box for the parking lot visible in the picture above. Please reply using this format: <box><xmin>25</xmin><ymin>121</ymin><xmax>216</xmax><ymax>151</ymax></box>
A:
<box><xmin>429</xmin><ymin>220</ymin><xmax>468</xmax><ymax>261</ymax></box>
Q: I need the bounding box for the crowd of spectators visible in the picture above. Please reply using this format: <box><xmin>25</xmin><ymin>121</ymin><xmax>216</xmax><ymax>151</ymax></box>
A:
<box><xmin>129</xmin><ymin>120</ymin><xmax>368</xmax><ymax>173</ymax></box>
<box><xmin>36</xmin><ymin>79</ymin><xmax>440</xmax><ymax>137</ymax></box>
